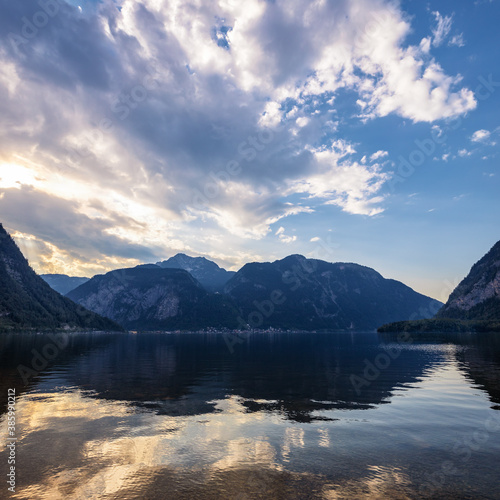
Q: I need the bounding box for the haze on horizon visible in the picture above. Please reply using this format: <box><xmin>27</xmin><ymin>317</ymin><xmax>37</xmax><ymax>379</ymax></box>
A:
<box><xmin>0</xmin><ymin>0</ymin><xmax>498</xmax><ymax>302</ymax></box>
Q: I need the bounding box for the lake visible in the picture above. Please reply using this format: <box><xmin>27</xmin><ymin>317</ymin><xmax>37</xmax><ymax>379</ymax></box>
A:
<box><xmin>1</xmin><ymin>331</ymin><xmax>500</xmax><ymax>499</ymax></box>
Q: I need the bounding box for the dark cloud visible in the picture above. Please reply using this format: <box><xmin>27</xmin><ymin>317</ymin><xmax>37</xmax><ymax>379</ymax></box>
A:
<box><xmin>0</xmin><ymin>1</ymin><xmax>123</xmax><ymax>91</ymax></box>
<box><xmin>0</xmin><ymin>186</ymin><xmax>158</xmax><ymax>261</ymax></box>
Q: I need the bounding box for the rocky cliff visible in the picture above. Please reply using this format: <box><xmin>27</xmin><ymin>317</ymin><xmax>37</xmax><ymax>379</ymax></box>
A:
<box><xmin>436</xmin><ymin>240</ymin><xmax>500</xmax><ymax>320</ymax></box>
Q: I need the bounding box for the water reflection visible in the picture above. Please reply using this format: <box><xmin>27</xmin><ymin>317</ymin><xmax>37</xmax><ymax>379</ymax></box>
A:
<box><xmin>0</xmin><ymin>332</ymin><xmax>443</xmax><ymax>421</ymax></box>
<box><xmin>0</xmin><ymin>331</ymin><xmax>499</xmax><ymax>499</ymax></box>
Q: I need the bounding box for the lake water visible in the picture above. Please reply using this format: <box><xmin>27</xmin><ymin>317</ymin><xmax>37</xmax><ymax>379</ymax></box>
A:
<box><xmin>1</xmin><ymin>331</ymin><xmax>500</xmax><ymax>499</ymax></box>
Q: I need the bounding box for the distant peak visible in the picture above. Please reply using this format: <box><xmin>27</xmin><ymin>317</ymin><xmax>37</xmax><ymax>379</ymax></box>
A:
<box><xmin>278</xmin><ymin>254</ymin><xmax>307</xmax><ymax>263</ymax></box>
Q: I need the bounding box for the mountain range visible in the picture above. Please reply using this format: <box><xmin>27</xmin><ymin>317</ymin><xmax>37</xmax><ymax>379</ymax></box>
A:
<box><xmin>223</xmin><ymin>254</ymin><xmax>441</xmax><ymax>330</ymax></box>
<box><xmin>3</xmin><ymin>219</ymin><xmax>498</xmax><ymax>333</ymax></box>
<box><xmin>40</xmin><ymin>274</ymin><xmax>90</xmax><ymax>295</ymax></box>
<box><xmin>66</xmin><ymin>265</ymin><xmax>238</xmax><ymax>330</ymax></box>
<box><xmin>65</xmin><ymin>254</ymin><xmax>442</xmax><ymax>331</ymax></box>
<box><xmin>0</xmin><ymin>224</ymin><xmax>121</xmax><ymax>332</ymax></box>
<box><xmin>39</xmin><ymin>253</ymin><xmax>235</xmax><ymax>295</ymax></box>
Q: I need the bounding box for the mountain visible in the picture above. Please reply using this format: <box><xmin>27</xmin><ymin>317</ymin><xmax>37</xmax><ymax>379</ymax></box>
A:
<box><xmin>41</xmin><ymin>274</ymin><xmax>90</xmax><ymax>295</ymax></box>
<box><xmin>378</xmin><ymin>239</ymin><xmax>500</xmax><ymax>333</ymax></box>
<box><xmin>0</xmin><ymin>224</ymin><xmax>121</xmax><ymax>332</ymax></box>
<box><xmin>223</xmin><ymin>254</ymin><xmax>442</xmax><ymax>330</ymax></box>
<box><xmin>156</xmin><ymin>253</ymin><xmax>235</xmax><ymax>291</ymax></box>
<box><xmin>66</xmin><ymin>265</ymin><xmax>238</xmax><ymax>330</ymax></box>
<box><xmin>436</xmin><ymin>239</ymin><xmax>500</xmax><ymax>321</ymax></box>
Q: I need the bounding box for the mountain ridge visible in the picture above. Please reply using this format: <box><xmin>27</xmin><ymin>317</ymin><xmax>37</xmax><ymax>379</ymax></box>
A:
<box><xmin>66</xmin><ymin>265</ymin><xmax>239</xmax><ymax>330</ymax></box>
<box><xmin>156</xmin><ymin>253</ymin><xmax>235</xmax><ymax>291</ymax></box>
<box><xmin>223</xmin><ymin>254</ymin><xmax>442</xmax><ymax>330</ymax></box>
<box><xmin>0</xmin><ymin>224</ymin><xmax>122</xmax><ymax>332</ymax></box>
<box><xmin>41</xmin><ymin>274</ymin><xmax>90</xmax><ymax>295</ymax></box>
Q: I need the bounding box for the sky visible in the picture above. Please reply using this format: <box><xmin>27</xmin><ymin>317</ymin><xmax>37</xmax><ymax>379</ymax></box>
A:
<box><xmin>0</xmin><ymin>0</ymin><xmax>499</xmax><ymax>302</ymax></box>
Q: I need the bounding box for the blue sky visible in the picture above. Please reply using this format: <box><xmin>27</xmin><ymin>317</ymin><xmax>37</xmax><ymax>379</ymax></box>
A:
<box><xmin>0</xmin><ymin>0</ymin><xmax>498</xmax><ymax>301</ymax></box>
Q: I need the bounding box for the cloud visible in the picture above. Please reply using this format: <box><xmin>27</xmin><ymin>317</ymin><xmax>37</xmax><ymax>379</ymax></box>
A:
<box><xmin>0</xmin><ymin>0</ymin><xmax>479</xmax><ymax>273</ymax></box>
<box><xmin>431</xmin><ymin>11</ymin><xmax>453</xmax><ymax>47</ymax></box>
<box><xmin>276</xmin><ymin>226</ymin><xmax>297</xmax><ymax>244</ymax></box>
<box><xmin>430</xmin><ymin>11</ymin><xmax>464</xmax><ymax>48</ymax></box>
<box><xmin>0</xmin><ymin>185</ymin><xmax>163</xmax><ymax>274</ymax></box>
<box><xmin>419</xmin><ymin>37</ymin><xmax>431</xmax><ymax>54</ymax></box>
<box><xmin>471</xmin><ymin>129</ymin><xmax>491</xmax><ymax>142</ymax></box>
<box><xmin>458</xmin><ymin>149</ymin><xmax>472</xmax><ymax>157</ymax></box>
<box><xmin>369</xmin><ymin>150</ymin><xmax>388</xmax><ymax>162</ymax></box>
<box><xmin>285</xmin><ymin>145</ymin><xmax>389</xmax><ymax>216</ymax></box>
<box><xmin>449</xmin><ymin>34</ymin><xmax>465</xmax><ymax>47</ymax></box>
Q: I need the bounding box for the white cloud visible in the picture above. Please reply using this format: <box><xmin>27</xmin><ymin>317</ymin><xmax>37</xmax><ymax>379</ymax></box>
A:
<box><xmin>458</xmin><ymin>149</ymin><xmax>472</xmax><ymax>157</ymax></box>
<box><xmin>370</xmin><ymin>150</ymin><xmax>388</xmax><ymax>162</ymax></box>
<box><xmin>431</xmin><ymin>11</ymin><xmax>453</xmax><ymax>47</ymax></box>
<box><xmin>431</xmin><ymin>125</ymin><xmax>443</xmax><ymax>137</ymax></box>
<box><xmin>285</xmin><ymin>145</ymin><xmax>389</xmax><ymax>216</ymax></box>
<box><xmin>471</xmin><ymin>129</ymin><xmax>491</xmax><ymax>142</ymax></box>
<box><xmin>212</xmin><ymin>1</ymin><xmax>475</xmax><ymax>124</ymax></box>
<box><xmin>449</xmin><ymin>34</ymin><xmax>465</xmax><ymax>47</ymax></box>
<box><xmin>295</xmin><ymin>116</ymin><xmax>310</xmax><ymax>128</ymax></box>
<box><xmin>420</xmin><ymin>37</ymin><xmax>431</xmax><ymax>54</ymax></box>
<box><xmin>276</xmin><ymin>226</ymin><xmax>296</xmax><ymax>244</ymax></box>
<box><xmin>430</xmin><ymin>12</ymin><xmax>464</xmax><ymax>48</ymax></box>
<box><xmin>310</xmin><ymin>237</ymin><xmax>320</xmax><ymax>242</ymax></box>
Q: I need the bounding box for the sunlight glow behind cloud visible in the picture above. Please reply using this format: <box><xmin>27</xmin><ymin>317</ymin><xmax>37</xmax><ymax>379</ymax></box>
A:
<box><xmin>0</xmin><ymin>0</ymin><xmax>493</xmax><ymax>295</ymax></box>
